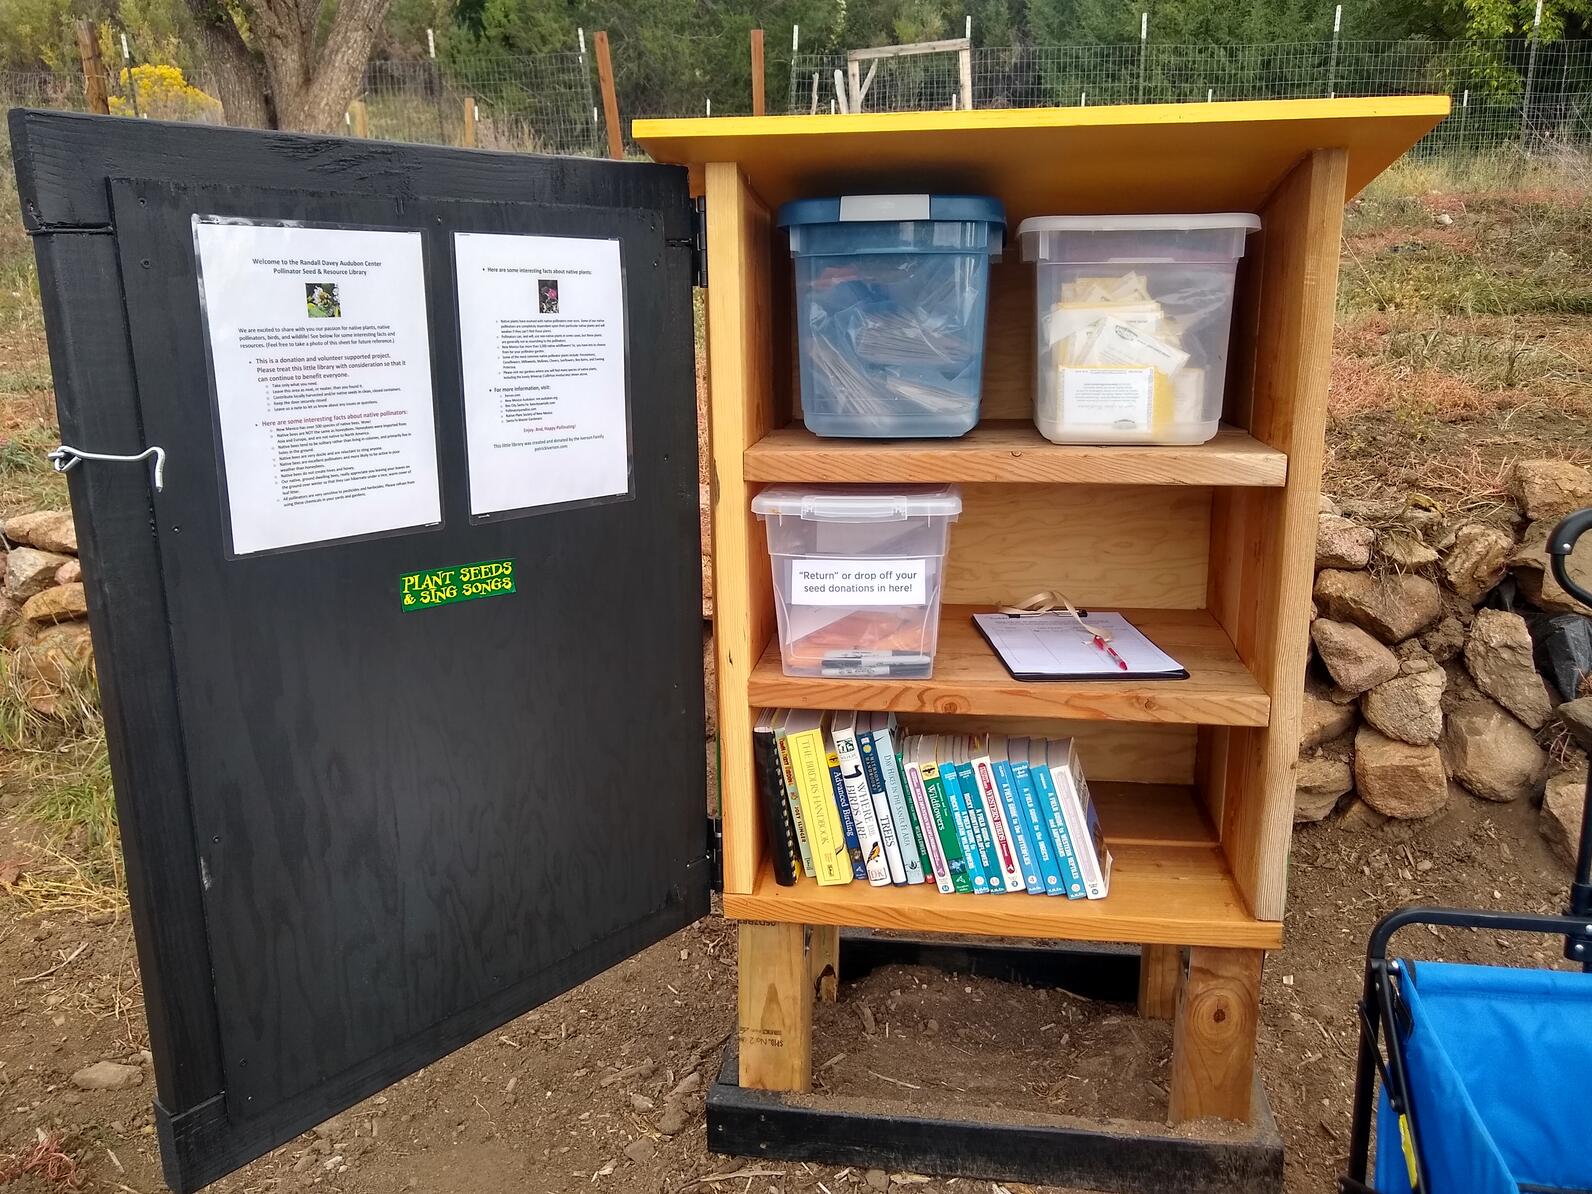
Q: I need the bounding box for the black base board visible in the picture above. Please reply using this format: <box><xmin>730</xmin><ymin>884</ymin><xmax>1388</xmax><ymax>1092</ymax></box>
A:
<box><xmin>709</xmin><ymin>938</ymin><xmax>1284</xmax><ymax>1194</ymax></box>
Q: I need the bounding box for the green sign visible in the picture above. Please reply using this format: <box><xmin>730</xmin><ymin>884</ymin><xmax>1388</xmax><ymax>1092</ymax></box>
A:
<box><xmin>400</xmin><ymin>558</ymin><xmax>516</xmax><ymax>611</ymax></box>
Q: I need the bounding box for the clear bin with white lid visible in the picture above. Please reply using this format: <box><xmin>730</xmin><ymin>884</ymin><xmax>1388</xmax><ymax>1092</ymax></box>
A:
<box><xmin>778</xmin><ymin>195</ymin><xmax>1005</xmax><ymax>439</ymax></box>
<box><xmin>1017</xmin><ymin>214</ymin><xmax>1261</xmax><ymax>445</ymax></box>
<box><xmin>751</xmin><ymin>484</ymin><xmax>962</xmax><ymax>678</ymax></box>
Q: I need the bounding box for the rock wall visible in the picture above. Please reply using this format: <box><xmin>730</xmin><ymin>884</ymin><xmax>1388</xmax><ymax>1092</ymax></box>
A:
<box><xmin>0</xmin><ymin>510</ymin><xmax>92</xmax><ymax>716</ymax></box>
<box><xmin>1299</xmin><ymin>460</ymin><xmax>1592</xmax><ymax>866</ymax></box>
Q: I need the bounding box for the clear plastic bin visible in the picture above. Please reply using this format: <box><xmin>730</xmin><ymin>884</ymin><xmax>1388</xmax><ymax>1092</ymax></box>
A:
<box><xmin>751</xmin><ymin>485</ymin><xmax>962</xmax><ymax>678</ymax></box>
<box><xmin>778</xmin><ymin>195</ymin><xmax>1005</xmax><ymax>439</ymax></box>
<box><xmin>1017</xmin><ymin>214</ymin><xmax>1261</xmax><ymax>445</ymax></box>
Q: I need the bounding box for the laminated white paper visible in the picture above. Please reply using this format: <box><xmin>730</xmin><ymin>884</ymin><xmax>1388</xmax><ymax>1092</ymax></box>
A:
<box><xmin>193</xmin><ymin>219</ymin><xmax>443</xmax><ymax>556</ymax></box>
<box><xmin>791</xmin><ymin>558</ymin><xmax>927</xmax><ymax>606</ymax></box>
<box><xmin>453</xmin><ymin>232</ymin><xmax>631</xmax><ymax>517</ymax></box>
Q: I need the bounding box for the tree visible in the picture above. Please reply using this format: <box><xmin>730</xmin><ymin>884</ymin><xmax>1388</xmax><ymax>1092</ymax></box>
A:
<box><xmin>183</xmin><ymin>0</ymin><xmax>393</xmax><ymax>130</ymax></box>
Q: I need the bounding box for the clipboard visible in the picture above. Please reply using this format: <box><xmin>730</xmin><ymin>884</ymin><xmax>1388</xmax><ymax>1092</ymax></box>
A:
<box><xmin>972</xmin><ymin>611</ymin><xmax>1190</xmax><ymax>682</ymax></box>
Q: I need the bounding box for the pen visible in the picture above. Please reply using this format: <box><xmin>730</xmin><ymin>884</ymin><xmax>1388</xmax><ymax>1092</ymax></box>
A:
<box><xmin>1092</xmin><ymin>634</ymin><xmax>1128</xmax><ymax>671</ymax></box>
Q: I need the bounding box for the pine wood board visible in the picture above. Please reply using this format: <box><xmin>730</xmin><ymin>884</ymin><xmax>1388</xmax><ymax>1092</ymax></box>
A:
<box><xmin>747</xmin><ymin>605</ymin><xmax>1269</xmax><ymax>726</ymax></box>
<box><xmin>724</xmin><ymin>785</ymin><xmax>1278</xmax><ymax>952</ymax></box>
<box><xmin>745</xmin><ymin>421</ymin><xmax>1288</xmax><ymax>487</ymax></box>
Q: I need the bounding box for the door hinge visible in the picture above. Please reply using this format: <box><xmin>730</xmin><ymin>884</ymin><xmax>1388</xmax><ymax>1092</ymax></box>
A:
<box><xmin>689</xmin><ymin>196</ymin><xmax>707</xmax><ymax>288</ymax></box>
<box><xmin>706</xmin><ymin>814</ymin><xmax>723</xmax><ymax>892</ymax></box>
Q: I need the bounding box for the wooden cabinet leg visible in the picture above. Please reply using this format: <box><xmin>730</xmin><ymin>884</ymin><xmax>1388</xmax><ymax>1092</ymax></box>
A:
<box><xmin>1138</xmin><ymin>943</ymin><xmax>1182</xmax><ymax>1020</ymax></box>
<box><xmin>1169</xmin><ymin>946</ymin><xmax>1262</xmax><ymax>1123</ymax></box>
<box><xmin>809</xmin><ymin>925</ymin><xmax>840</xmax><ymax>1002</ymax></box>
<box><xmin>737</xmin><ymin>921</ymin><xmax>813</xmax><ymax>1092</ymax></box>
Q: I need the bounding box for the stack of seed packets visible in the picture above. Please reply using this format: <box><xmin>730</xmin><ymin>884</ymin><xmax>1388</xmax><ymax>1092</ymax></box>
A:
<box><xmin>1040</xmin><ymin>272</ymin><xmax>1207</xmax><ymax>438</ymax></box>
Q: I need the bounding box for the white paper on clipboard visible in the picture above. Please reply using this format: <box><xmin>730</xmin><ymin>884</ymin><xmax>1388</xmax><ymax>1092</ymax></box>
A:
<box><xmin>972</xmin><ymin>611</ymin><xmax>1187</xmax><ymax>680</ymax></box>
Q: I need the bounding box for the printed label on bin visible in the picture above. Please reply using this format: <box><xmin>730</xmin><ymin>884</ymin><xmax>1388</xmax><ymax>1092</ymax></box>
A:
<box><xmin>1061</xmin><ymin>367</ymin><xmax>1153</xmax><ymax>429</ymax></box>
<box><xmin>791</xmin><ymin>558</ymin><xmax>928</xmax><ymax>606</ymax></box>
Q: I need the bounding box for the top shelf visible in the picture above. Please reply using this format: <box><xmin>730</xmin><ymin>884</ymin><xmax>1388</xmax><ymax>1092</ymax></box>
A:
<box><xmin>633</xmin><ymin>97</ymin><xmax>1450</xmax><ymax>223</ymax></box>
<box><xmin>745</xmin><ymin>421</ymin><xmax>1287</xmax><ymax>487</ymax></box>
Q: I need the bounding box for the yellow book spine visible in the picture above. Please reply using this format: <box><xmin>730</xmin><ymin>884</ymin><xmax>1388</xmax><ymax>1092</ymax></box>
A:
<box><xmin>790</xmin><ymin>727</ymin><xmax>851</xmax><ymax>885</ymax></box>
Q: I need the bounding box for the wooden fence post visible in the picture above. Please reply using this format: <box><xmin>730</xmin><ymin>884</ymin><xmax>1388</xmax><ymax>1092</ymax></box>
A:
<box><xmin>75</xmin><ymin>20</ymin><xmax>110</xmax><ymax>115</ymax></box>
<box><xmin>593</xmin><ymin>31</ymin><xmax>623</xmax><ymax>159</ymax></box>
<box><xmin>462</xmin><ymin>96</ymin><xmax>477</xmax><ymax>147</ymax></box>
<box><xmin>750</xmin><ymin>28</ymin><xmax>765</xmax><ymax>116</ymax></box>
<box><xmin>349</xmin><ymin>100</ymin><xmax>369</xmax><ymax>138</ymax></box>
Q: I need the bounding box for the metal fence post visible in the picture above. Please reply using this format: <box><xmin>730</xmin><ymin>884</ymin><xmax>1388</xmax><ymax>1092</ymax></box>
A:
<box><xmin>1521</xmin><ymin>0</ymin><xmax>1543</xmax><ymax>141</ymax></box>
<box><xmin>1138</xmin><ymin>12</ymin><xmax>1148</xmax><ymax>103</ymax></box>
<box><xmin>1327</xmin><ymin>5</ymin><xmax>1342</xmax><ymax>98</ymax></box>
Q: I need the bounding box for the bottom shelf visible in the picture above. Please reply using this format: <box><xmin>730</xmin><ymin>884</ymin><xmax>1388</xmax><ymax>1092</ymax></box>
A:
<box><xmin>723</xmin><ymin>782</ymin><xmax>1282</xmax><ymax>950</ymax></box>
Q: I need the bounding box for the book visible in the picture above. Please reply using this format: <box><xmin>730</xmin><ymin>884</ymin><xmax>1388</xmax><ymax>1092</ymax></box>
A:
<box><xmin>1005</xmin><ymin>736</ymin><xmax>1065</xmax><ymax>896</ymax></box>
<box><xmin>785</xmin><ymin>711</ymin><xmax>851</xmax><ymax>885</ymax></box>
<box><xmin>950</xmin><ymin>737</ymin><xmax>1002</xmax><ymax>892</ymax></box>
<box><xmin>900</xmin><ymin>735</ymin><xmax>954</xmax><ymax>893</ymax></box>
<box><xmin>826</xmin><ymin>749</ymin><xmax>869</xmax><ymax>882</ymax></box>
<box><xmin>752</xmin><ymin>709</ymin><xmax>801</xmax><ymax>886</ymax></box>
<box><xmin>911</xmin><ymin>736</ymin><xmax>972</xmax><ymax>894</ymax></box>
<box><xmin>1029</xmin><ymin>738</ymin><xmax>1085</xmax><ymax>899</ymax></box>
<box><xmin>772</xmin><ymin>710</ymin><xmax>815</xmax><ymax>879</ymax></box>
<box><xmin>970</xmin><ymin>735</ymin><xmax>1026</xmax><ymax>894</ymax></box>
<box><xmin>1048</xmin><ymin>738</ymin><xmax>1113</xmax><ymax>900</ymax></box>
<box><xmin>864</xmin><ymin>713</ymin><xmax>926</xmax><ymax>885</ymax></box>
<box><xmin>940</xmin><ymin>737</ymin><xmax>992</xmax><ymax>893</ymax></box>
<box><xmin>840</xmin><ymin>711</ymin><xmax>906</xmax><ymax>885</ymax></box>
<box><xmin>831</xmin><ymin>711</ymin><xmax>891</xmax><ymax>886</ymax></box>
<box><xmin>984</xmin><ymin>736</ymin><xmax>1041</xmax><ymax>895</ymax></box>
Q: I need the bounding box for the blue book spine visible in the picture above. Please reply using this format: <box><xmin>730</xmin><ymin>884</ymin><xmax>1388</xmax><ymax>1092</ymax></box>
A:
<box><xmin>955</xmin><ymin>759</ymin><xmax>1003</xmax><ymax>892</ymax></box>
<box><xmin>938</xmin><ymin>759</ymin><xmax>989</xmax><ymax>893</ymax></box>
<box><xmin>827</xmin><ymin>754</ymin><xmax>869</xmax><ymax>882</ymax></box>
<box><xmin>992</xmin><ymin>759</ymin><xmax>1041</xmax><ymax>895</ymax></box>
<box><xmin>1009</xmin><ymin>759</ymin><xmax>1065</xmax><ymax>896</ymax></box>
<box><xmin>1030</xmin><ymin>759</ymin><xmax>1085</xmax><ymax>899</ymax></box>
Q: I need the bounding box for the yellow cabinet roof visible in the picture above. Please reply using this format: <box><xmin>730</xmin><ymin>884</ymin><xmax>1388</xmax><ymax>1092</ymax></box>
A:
<box><xmin>634</xmin><ymin>96</ymin><xmax>1448</xmax><ymax>220</ymax></box>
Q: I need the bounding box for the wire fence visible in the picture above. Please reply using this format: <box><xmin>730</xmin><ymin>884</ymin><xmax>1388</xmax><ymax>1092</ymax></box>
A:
<box><xmin>5</xmin><ymin>39</ymin><xmax>1590</xmax><ymax>159</ymax></box>
<box><xmin>790</xmin><ymin>39</ymin><xmax>1592</xmax><ymax>154</ymax></box>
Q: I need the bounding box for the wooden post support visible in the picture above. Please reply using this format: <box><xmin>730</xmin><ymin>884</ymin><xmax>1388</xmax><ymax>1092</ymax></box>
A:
<box><xmin>738</xmin><ymin>921</ymin><xmax>812</xmax><ymax>1092</ymax></box>
<box><xmin>750</xmin><ymin>28</ymin><xmax>765</xmax><ymax>116</ymax></box>
<box><xmin>1138</xmin><ymin>943</ymin><xmax>1182</xmax><ymax>1020</ymax></box>
<box><xmin>593</xmin><ymin>31</ymin><xmax>623</xmax><ymax>160</ymax></box>
<box><xmin>958</xmin><ymin>44</ymin><xmax>974</xmax><ymax>111</ymax></box>
<box><xmin>75</xmin><ymin>20</ymin><xmax>110</xmax><ymax>115</ymax></box>
<box><xmin>1169</xmin><ymin>947</ymin><xmax>1263</xmax><ymax>1123</ymax></box>
<box><xmin>349</xmin><ymin>100</ymin><xmax>369</xmax><ymax>138</ymax></box>
<box><xmin>462</xmin><ymin>96</ymin><xmax>476</xmax><ymax>147</ymax></box>
<box><xmin>809</xmin><ymin>924</ymin><xmax>839</xmax><ymax>1003</ymax></box>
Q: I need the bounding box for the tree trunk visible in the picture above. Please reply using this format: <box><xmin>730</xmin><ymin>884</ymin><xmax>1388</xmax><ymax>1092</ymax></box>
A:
<box><xmin>251</xmin><ymin>0</ymin><xmax>391</xmax><ymax>133</ymax></box>
<box><xmin>185</xmin><ymin>0</ymin><xmax>274</xmax><ymax>127</ymax></box>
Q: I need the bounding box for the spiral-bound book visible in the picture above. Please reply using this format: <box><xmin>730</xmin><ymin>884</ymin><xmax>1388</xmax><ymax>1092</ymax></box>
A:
<box><xmin>752</xmin><ymin>709</ymin><xmax>801</xmax><ymax>885</ymax></box>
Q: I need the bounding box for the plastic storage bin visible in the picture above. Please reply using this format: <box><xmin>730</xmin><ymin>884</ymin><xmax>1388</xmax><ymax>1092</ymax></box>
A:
<box><xmin>751</xmin><ymin>485</ymin><xmax>963</xmax><ymax>678</ymax></box>
<box><xmin>778</xmin><ymin>195</ymin><xmax>1005</xmax><ymax>439</ymax></box>
<box><xmin>1017</xmin><ymin>214</ymin><xmax>1261</xmax><ymax>445</ymax></box>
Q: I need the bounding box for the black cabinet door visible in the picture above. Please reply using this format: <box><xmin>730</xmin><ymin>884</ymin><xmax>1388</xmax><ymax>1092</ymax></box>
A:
<box><xmin>11</xmin><ymin>110</ymin><xmax>708</xmax><ymax>1192</ymax></box>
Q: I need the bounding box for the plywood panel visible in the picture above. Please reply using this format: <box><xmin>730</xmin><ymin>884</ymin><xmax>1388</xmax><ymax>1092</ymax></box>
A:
<box><xmin>905</xmin><ymin>715</ymin><xmax>1197</xmax><ymax>785</ymax></box>
<box><xmin>945</xmin><ymin>485</ymin><xmax>1211</xmax><ymax>609</ymax></box>
<box><xmin>707</xmin><ymin>162</ymin><xmax>780</xmax><ymax>896</ymax></box>
<box><xmin>1205</xmin><ymin>149</ymin><xmax>1348</xmax><ymax>923</ymax></box>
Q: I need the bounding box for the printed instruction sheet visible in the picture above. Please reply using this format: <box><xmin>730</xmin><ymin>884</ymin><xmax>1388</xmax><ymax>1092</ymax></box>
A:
<box><xmin>453</xmin><ymin>232</ymin><xmax>631</xmax><ymax>518</ymax></box>
<box><xmin>193</xmin><ymin>218</ymin><xmax>442</xmax><ymax>556</ymax></box>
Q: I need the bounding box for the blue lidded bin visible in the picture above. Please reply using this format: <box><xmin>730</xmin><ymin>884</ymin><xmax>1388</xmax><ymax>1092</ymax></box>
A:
<box><xmin>777</xmin><ymin>194</ymin><xmax>1005</xmax><ymax>439</ymax></box>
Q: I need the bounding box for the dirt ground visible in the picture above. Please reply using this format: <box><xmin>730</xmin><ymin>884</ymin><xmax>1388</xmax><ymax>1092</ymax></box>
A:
<box><xmin>2</xmin><ymin>783</ymin><xmax>1579</xmax><ymax>1194</ymax></box>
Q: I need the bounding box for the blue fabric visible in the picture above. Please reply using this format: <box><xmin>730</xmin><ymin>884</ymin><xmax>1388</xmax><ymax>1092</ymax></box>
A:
<box><xmin>1372</xmin><ymin>960</ymin><xmax>1592</xmax><ymax>1193</ymax></box>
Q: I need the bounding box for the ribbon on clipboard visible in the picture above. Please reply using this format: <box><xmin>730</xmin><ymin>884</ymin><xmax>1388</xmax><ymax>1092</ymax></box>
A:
<box><xmin>994</xmin><ymin>590</ymin><xmax>1130</xmax><ymax>671</ymax></box>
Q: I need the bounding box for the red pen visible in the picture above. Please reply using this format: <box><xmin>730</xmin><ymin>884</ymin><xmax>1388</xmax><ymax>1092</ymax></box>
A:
<box><xmin>1093</xmin><ymin>634</ymin><xmax>1129</xmax><ymax>671</ymax></box>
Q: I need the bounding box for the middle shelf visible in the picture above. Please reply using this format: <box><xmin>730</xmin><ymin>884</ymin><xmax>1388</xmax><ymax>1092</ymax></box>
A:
<box><xmin>746</xmin><ymin>604</ymin><xmax>1270</xmax><ymax>726</ymax></box>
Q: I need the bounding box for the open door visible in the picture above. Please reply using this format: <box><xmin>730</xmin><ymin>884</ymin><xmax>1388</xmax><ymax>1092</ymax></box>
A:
<box><xmin>10</xmin><ymin>110</ymin><xmax>710</xmax><ymax>1192</ymax></box>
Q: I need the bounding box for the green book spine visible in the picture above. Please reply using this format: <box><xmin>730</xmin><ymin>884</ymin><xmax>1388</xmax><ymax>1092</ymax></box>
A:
<box><xmin>920</xmin><ymin>762</ymin><xmax>973</xmax><ymax>894</ymax></box>
<box><xmin>895</xmin><ymin>753</ymin><xmax>933</xmax><ymax>878</ymax></box>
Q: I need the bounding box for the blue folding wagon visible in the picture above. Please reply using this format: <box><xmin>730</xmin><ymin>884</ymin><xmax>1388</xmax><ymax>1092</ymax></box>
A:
<box><xmin>1342</xmin><ymin>508</ymin><xmax>1592</xmax><ymax>1194</ymax></box>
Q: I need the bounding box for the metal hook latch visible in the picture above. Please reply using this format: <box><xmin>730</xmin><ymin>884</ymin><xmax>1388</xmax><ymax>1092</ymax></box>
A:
<box><xmin>48</xmin><ymin>444</ymin><xmax>166</xmax><ymax>492</ymax></box>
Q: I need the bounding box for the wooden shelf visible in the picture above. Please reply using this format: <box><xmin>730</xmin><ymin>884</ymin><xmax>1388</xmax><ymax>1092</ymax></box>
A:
<box><xmin>744</xmin><ymin>422</ymin><xmax>1287</xmax><ymax>488</ymax></box>
<box><xmin>723</xmin><ymin>782</ymin><xmax>1280</xmax><ymax>949</ymax></box>
<box><xmin>747</xmin><ymin>605</ymin><xmax>1270</xmax><ymax>726</ymax></box>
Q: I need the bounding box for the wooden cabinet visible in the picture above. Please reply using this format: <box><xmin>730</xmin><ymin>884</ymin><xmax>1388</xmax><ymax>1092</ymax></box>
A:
<box><xmin>638</xmin><ymin>97</ymin><xmax>1446</xmax><ymax>1124</ymax></box>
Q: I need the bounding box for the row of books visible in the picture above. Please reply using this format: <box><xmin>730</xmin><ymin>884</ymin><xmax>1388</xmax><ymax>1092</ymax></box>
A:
<box><xmin>752</xmin><ymin>709</ymin><xmax>1112</xmax><ymax>899</ymax></box>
